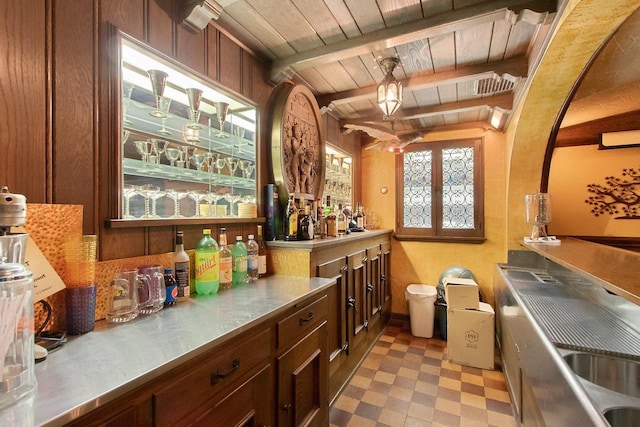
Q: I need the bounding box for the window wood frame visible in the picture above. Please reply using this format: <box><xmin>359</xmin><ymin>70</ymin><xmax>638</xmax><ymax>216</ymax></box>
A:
<box><xmin>394</xmin><ymin>138</ymin><xmax>485</xmax><ymax>243</ymax></box>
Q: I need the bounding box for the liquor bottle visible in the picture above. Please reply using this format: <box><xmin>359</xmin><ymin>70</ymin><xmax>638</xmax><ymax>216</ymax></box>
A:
<box><xmin>256</xmin><ymin>225</ymin><xmax>267</xmax><ymax>277</ymax></box>
<box><xmin>318</xmin><ymin>200</ymin><xmax>327</xmax><ymax>239</ymax></box>
<box><xmin>247</xmin><ymin>234</ymin><xmax>259</xmax><ymax>282</ymax></box>
<box><xmin>297</xmin><ymin>204</ymin><xmax>314</xmax><ymax>240</ymax></box>
<box><xmin>195</xmin><ymin>229</ymin><xmax>219</xmax><ymax>294</ymax></box>
<box><xmin>324</xmin><ymin>195</ymin><xmax>332</xmax><ymax>217</ymax></box>
<box><xmin>231</xmin><ymin>236</ymin><xmax>248</xmax><ymax>286</ymax></box>
<box><xmin>218</xmin><ymin>227</ymin><xmax>232</xmax><ymax>290</ymax></box>
<box><xmin>337</xmin><ymin>203</ymin><xmax>347</xmax><ymax>235</ymax></box>
<box><xmin>172</xmin><ymin>231</ymin><xmax>191</xmax><ymax>301</ymax></box>
<box><xmin>326</xmin><ymin>203</ymin><xmax>337</xmax><ymax>237</ymax></box>
<box><xmin>163</xmin><ymin>268</ymin><xmax>178</xmax><ymax>306</ymax></box>
<box><xmin>355</xmin><ymin>203</ymin><xmax>365</xmax><ymax>229</ymax></box>
<box><xmin>284</xmin><ymin>195</ymin><xmax>298</xmax><ymax>240</ymax></box>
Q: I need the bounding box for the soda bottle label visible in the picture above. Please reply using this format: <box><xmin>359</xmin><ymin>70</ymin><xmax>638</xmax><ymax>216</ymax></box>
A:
<box><xmin>233</xmin><ymin>255</ymin><xmax>247</xmax><ymax>272</ymax></box>
<box><xmin>220</xmin><ymin>256</ymin><xmax>232</xmax><ymax>285</ymax></box>
<box><xmin>248</xmin><ymin>254</ymin><xmax>258</xmax><ymax>271</ymax></box>
<box><xmin>174</xmin><ymin>261</ymin><xmax>190</xmax><ymax>287</ymax></box>
<box><xmin>195</xmin><ymin>252</ymin><xmax>220</xmax><ymax>282</ymax></box>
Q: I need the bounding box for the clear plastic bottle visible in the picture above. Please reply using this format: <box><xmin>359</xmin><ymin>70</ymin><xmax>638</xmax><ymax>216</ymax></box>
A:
<box><xmin>218</xmin><ymin>228</ymin><xmax>232</xmax><ymax>290</ymax></box>
<box><xmin>163</xmin><ymin>268</ymin><xmax>178</xmax><ymax>306</ymax></box>
<box><xmin>231</xmin><ymin>236</ymin><xmax>248</xmax><ymax>286</ymax></box>
<box><xmin>195</xmin><ymin>229</ymin><xmax>219</xmax><ymax>294</ymax></box>
<box><xmin>172</xmin><ymin>230</ymin><xmax>191</xmax><ymax>301</ymax></box>
<box><xmin>246</xmin><ymin>234</ymin><xmax>259</xmax><ymax>282</ymax></box>
<box><xmin>256</xmin><ymin>225</ymin><xmax>267</xmax><ymax>278</ymax></box>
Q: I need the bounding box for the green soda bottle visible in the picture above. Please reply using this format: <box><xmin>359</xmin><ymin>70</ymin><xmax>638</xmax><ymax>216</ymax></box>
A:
<box><xmin>195</xmin><ymin>229</ymin><xmax>220</xmax><ymax>294</ymax></box>
<box><xmin>231</xmin><ymin>236</ymin><xmax>248</xmax><ymax>286</ymax></box>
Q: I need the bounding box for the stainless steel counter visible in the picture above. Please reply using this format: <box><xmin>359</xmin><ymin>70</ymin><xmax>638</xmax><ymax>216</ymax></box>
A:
<box><xmin>495</xmin><ymin>250</ymin><xmax>640</xmax><ymax>426</ymax></box>
<box><xmin>0</xmin><ymin>275</ymin><xmax>335</xmax><ymax>427</ymax></box>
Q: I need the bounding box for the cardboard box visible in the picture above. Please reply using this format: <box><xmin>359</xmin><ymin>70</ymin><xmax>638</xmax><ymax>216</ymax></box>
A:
<box><xmin>443</xmin><ymin>277</ymin><xmax>479</xmax><ymax>310</ymax></box>
<box><xmin>446</xmin><ymin>302</ymin><xmax>495</xmax><ymax>370</ymax></box>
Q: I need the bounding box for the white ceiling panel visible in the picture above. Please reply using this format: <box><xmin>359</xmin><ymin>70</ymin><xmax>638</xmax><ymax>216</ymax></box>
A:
<box><xmin>214</xmin><ymin>0</ymin><xmax>559</xmax><ymax>137</ymax></box>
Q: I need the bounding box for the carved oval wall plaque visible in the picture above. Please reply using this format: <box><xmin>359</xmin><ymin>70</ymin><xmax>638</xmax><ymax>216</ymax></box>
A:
<box><xmin>269</xmin><ymin>83</ymin><xmax>325</xmax><ymax>204</ymax></box>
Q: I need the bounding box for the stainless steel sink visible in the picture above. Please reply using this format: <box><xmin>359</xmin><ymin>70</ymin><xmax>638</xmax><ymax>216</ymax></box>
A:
<box><xmin>604</xmin><ymin>407</ymin><xmax>640</xmax><ymax>427</ymax></box>
<box><xmin>563</xmin><ymin>352</ymin><xmax>640</xmax><ymax>398</ymax></box>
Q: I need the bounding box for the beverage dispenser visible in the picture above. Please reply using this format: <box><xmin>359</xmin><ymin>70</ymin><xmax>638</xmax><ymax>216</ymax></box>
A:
<box><xmin>0</xmin><ymin>186</ymin><xmax>36</xmax><ymax>409</ymax></box>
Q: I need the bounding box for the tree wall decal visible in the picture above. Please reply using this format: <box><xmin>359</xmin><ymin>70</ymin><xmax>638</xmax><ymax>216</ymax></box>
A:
<box><xmin>585</xmin><ymin>166</ymin><xmax>640</xmax><ymax>219</ymax></box>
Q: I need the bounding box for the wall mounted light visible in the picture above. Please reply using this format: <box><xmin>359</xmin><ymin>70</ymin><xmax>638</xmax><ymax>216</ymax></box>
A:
<box><xmin>377</xmin><ymin>57</ymin><xmax>403</xmax><ymax>120</ymax></box>
<box><xmin>490</xmin><ymin>107</ymin><xmax>507</xmax><ymax>130</ymax></box>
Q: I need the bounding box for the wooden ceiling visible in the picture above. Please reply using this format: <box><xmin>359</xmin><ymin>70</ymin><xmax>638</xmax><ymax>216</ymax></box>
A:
<box><xmin>212</xmin><ymin>0</ymin><xmax>559</xmax><ymax>139</ymax></box>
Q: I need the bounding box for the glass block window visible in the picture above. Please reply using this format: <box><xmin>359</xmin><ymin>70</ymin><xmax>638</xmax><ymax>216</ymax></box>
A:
<box><xmin>396</xmin><ymin>139</ymin><xmax>484</xmax><ymax>242</ymax></box>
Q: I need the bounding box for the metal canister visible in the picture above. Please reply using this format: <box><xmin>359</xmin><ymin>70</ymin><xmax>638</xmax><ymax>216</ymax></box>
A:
<box><xmin>0</xmin><ymin>263</ymin><xmax>36</xmax><ymax>410</ymax></box>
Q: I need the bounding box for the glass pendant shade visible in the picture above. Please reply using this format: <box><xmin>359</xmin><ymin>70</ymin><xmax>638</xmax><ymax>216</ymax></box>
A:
<box><xmin>377</xmin><ymin>57</ymin><xmax>403</xmax><ymax>119</ymax></box>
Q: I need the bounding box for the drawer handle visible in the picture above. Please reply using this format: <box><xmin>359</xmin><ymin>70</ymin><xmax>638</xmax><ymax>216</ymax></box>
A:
<box><xmin>380</xmin><ymin>274</ymin><xmax>386</xmax><ymax>282</ymax></box>
<box><xmin>366</xmin><ymin>283</ymin><xmax>373</xmax><ymax>292</ymax></box>
<box><xmin>282</xmin><ymin>403</ymin><xmax>292</xmax><ymax>413</ymax></box>
<box><xmin>299</xmin><ymin>312</ymin><xmax>314</xmax><ymax>325</ymax></box>
<box><xmin>210</xmin><ymin>358</ymin><xmax>240</xmax><ymax>385</ymax></box>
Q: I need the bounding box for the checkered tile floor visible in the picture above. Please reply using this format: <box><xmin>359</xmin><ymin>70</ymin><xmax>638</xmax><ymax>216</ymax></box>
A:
<box><xmin>329</xmin><ymin>320</ymin><xmax>517</xmax><ymax>427</ymax></box>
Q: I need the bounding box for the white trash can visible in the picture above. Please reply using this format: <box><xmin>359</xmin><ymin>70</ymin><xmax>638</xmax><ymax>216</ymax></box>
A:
<box><xmin>405</xmin><ymin>284</ymin><xmax>438</xmax><ymax>338</ymax></box>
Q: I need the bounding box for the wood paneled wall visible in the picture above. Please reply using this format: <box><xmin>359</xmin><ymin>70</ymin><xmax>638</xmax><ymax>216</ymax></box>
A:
<box><xmin>3</xmin><ymin>0</ymin><xmax>274</xmax><ymax>260</ymax></box>
<box><xmin>0</xmin><ymin>1</ymin><xmax>47</xmax><ymax>202</ymax></box>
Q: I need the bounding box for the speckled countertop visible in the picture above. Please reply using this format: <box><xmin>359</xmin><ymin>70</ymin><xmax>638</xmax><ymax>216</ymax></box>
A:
<box><xmin>0</xmin><ymin>275</ymin><xmax>335</xmax><ymax>427</ymax></box>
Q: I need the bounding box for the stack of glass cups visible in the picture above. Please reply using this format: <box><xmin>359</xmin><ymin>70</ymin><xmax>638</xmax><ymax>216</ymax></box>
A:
<box><xmin>63</xmin><ymin>235</ymin><xmax>98</xmax><ymax>335</ymax></box>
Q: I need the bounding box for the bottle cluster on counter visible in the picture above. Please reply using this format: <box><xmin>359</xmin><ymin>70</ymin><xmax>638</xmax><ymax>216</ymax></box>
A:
<box><xmin>105</xmin><ymin>228</ymin><xmax>267</xmax><ymax>327</ymax></box>
<box><xmin>277</xmin><ymin>193</ymin><xmax>367</xmax><ymax>241</ymax></box>
<box><xmin>190</xmin><ymin>227</ymin><xmax>266</xmax><ymax>294</ymax></box>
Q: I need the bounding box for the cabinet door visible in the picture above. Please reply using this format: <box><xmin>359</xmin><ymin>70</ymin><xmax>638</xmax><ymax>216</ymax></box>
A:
<box><xmin>365</xmin><ymin>244</ymin><xmax>381</xmax><ymax>329</ymax></box>
<box><xmin>277</xmin><ymin>323</ymin><xmax>328</xmax><ymax>427</ymax></box>
<box><xmin>380</xmin><ymin>241</ymin><xmax>391</xmax><ymax>314</ymax></box>
<box><xmin>346</xmin><ymin>250</ymin><xmax>367</xmax><ymax>353</ymax></box>
<box><xmin>317</xmin><ymin>257</ymin><xmax>348</xmax><ymax>367</ymax></box>
<box><xmin>317</xmin><ymin>257</ymin><xmax>348</xmax><ymax>402</ymax></box>
<box><xmin>192</xmin><ymin>365</ymin><xmax>273</xmax><ymax>427</ymax></box>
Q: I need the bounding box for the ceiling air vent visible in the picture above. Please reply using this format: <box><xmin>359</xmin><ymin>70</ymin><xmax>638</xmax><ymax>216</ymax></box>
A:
<box><xmin>474</xmin><ymin>74</ymin><xmax>517</xmax><ymax>96</ymax></box>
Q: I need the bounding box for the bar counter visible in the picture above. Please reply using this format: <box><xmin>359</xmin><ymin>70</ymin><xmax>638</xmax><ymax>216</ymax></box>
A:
<box><xmin>0</xmin><ymin>275</ymin><xmax>334</xmax><ymax>426</ymax></box>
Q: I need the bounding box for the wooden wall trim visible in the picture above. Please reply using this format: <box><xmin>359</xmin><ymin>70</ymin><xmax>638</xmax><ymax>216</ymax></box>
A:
<box><xmin>573</xmin><ymin>236</ymin><xmax>640</xmax><ymax>253</ymax></box>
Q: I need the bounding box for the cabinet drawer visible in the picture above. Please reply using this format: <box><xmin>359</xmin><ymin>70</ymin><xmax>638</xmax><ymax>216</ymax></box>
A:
<box><xmin>154</xmin><ymin>328</ymin><xmax>270</xmax><ymax>427</ymax></box>
<box><xmin>277</xmin><ymin>295</ymin><xmax>327</xmax><ymax>350</ymax></box>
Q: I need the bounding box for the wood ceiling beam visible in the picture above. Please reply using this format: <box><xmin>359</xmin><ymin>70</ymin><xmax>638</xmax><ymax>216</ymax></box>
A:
<box><xmin>317</xmin><ymin>56</ymin><xmax>527</xmax><ymax>108</ymax></box>
<box><xmin>270</xmin><ymin>0</ymin><xmax>554</xmax><ymax>82</ymax></box>
<box><xmin>555</xmin><ymin>109</ymin><xmax>640</xmax><ymax>147</ymax></box>
<box><xmin>346</xmin><ymin>93</ymin><xmax>514</xmax><ymax>124</ymax></box>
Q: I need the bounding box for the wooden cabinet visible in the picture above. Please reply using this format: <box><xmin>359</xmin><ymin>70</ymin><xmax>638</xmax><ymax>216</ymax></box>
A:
<box><xmin>346</xmin><ymin>249</ymin><xmax>368</xmax><ymax>354</ymax></box>
<box><xmin>276</xmin><ymin>295</ymin><xmax>329</xmax><ymax>427</ymax></box>
<box><xmin>365</xmin><ymin>244</ymin><xmax>382</xmax><ymax>331</ymax></box>
<box><xmin>380</xmin><ymin>240</ymin><xmax>391</xmax><ymax>315</ymax></box>
<box><xmin>297</xmin><ymin>231</ymin><xmax>391</xmax><ymax>403</ymax></box>
<box><xmin>317</xmin><ymin>257</ymin><xmax>348</xmax><ymax>399</ymax></box>
<box><xmin>154</xmin><ymin>329</ymin><xmax>271</xmax><ymax>426</ymax></box>
<box><xmin>277</xmin><ymin>323</ymin><xmax>328</xmax><ymax>427</ymax></box>
<box><xmin>66</xmin><ymin>289</ymin><xmax>334</xmax><ymax>427</ymax></box>
<box><xmin>190</xmin><ymin>365</ymin><xmax>273</xmax><ymax>427</ymax></box>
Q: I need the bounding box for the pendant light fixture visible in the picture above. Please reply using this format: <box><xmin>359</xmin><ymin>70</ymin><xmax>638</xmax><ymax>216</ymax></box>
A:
<box><xmin>377</xmin><ymin>57</ymin><xmax>403</xmax><ymax>120</ymax></box>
